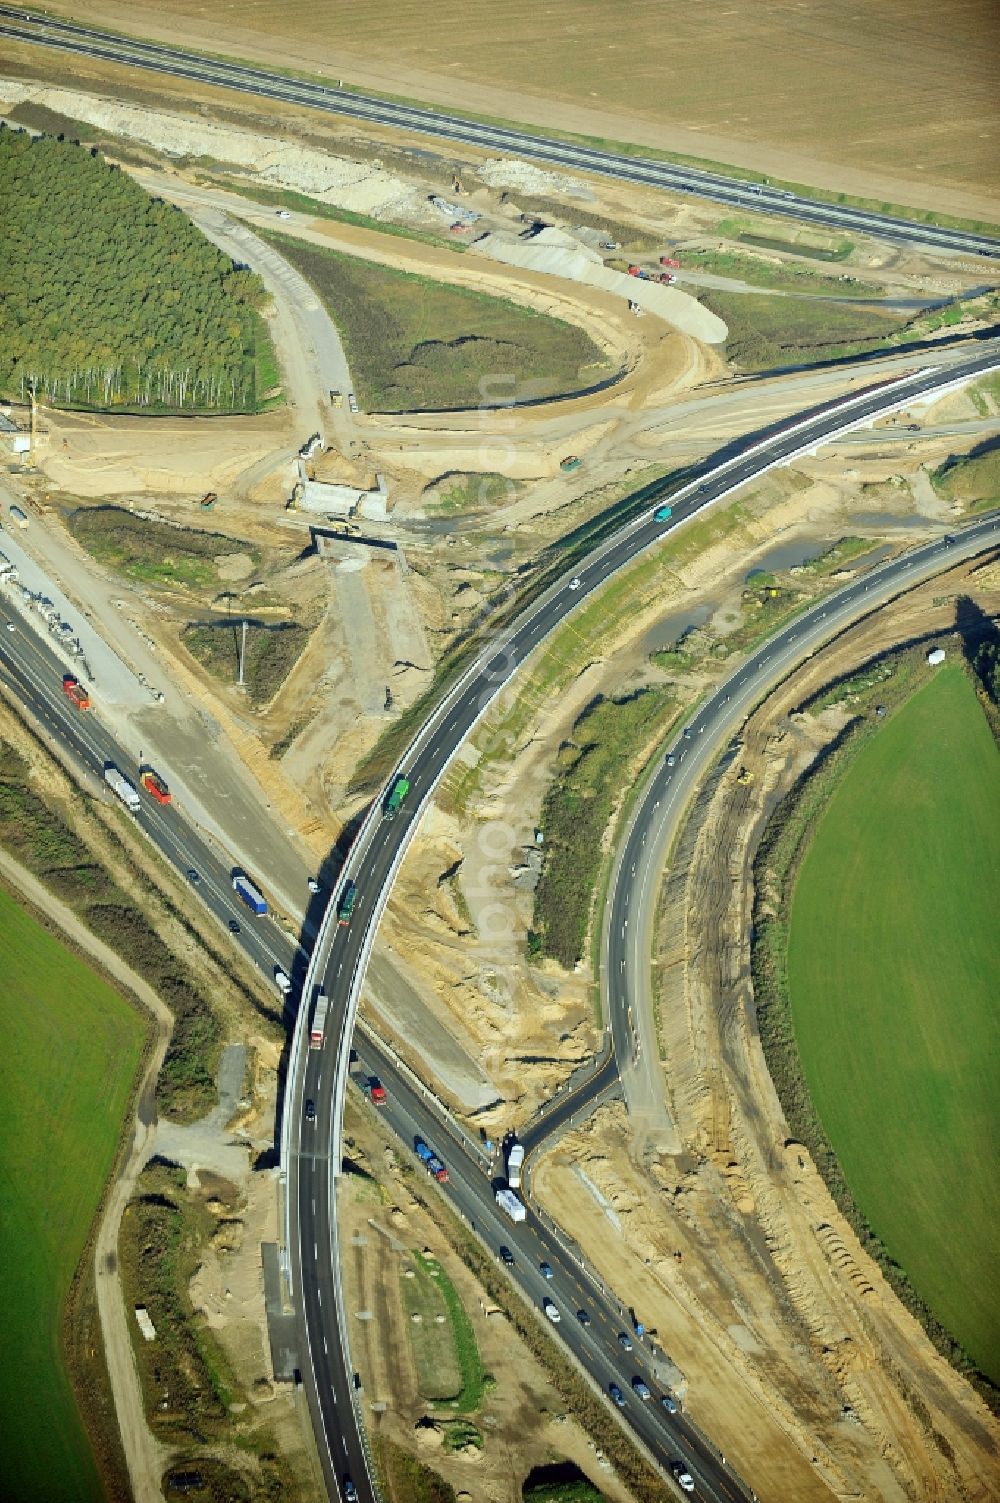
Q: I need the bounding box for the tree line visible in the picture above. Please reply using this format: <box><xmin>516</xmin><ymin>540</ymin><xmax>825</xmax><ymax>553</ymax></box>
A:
<box><xmin>0</xmin><ymin>125</ymin><xmax>273</xmax><ymax>413</ymax></box>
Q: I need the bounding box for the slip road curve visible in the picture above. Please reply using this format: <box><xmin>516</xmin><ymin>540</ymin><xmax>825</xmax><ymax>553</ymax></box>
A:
<box><xmin>2</xmin><ymin>7</ymin><xmax>998</xmax><ymax>260</ymax></box>
<box><xmin>288</xmin><ymin>344</ymin><xmax>1000</xmax><ymax>1502</ymax></box>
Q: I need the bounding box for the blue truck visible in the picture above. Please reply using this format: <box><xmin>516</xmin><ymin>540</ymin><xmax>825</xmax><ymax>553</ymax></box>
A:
<box><xmin>233</xmin><ymin>874</ymin><xmax>268</xmax><ymax>915</ymax></box>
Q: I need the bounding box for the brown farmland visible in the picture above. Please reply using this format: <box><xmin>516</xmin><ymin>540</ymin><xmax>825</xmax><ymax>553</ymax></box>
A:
<box><xmin>44</xmin><ymin>0</ymin><xmax>1000</xmax><ymax>216</ymax></box>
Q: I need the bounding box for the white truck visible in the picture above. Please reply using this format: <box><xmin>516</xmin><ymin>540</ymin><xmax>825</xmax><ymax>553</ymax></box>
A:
<box><xmin>506</xmin><ymin>1141</ymin><xmax>525</xmax><ymax>1190</ymax></box>
<box><xmin>496</xmin><ymin>1188</ymin><xmax>526</xmax><ymax>1223</ymax></box>
<box><xmin>310</xmin><ymin>991</ymin><xmax>330</xmax><ymax>1049</ymax></box>
<box><xmin>104</xmin><ymin>764</ymin><xmax>140</xmax><ymax>813</ymax></box>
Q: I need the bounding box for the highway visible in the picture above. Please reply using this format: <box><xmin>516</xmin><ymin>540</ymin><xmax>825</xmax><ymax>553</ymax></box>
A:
<box><xmin>604</xmin><ymin>517</ymin><xmax>1000</xmax><ymax>1141</ymax></box>
<box><xmin>288</xmin><ymin>346</ymin><xmax>1000</xmax><ymax>1502</ymax></box>
<box><xmin>3</xmin><ymin>350</ymin><xmax>997</xmax><ymax>1500</ymax></box>
<box><xmin>0</xmin><ymin>608</ymin><xmax>296</xmax><ymax>985</ymax></box>
<box><xmin>1</xmin><ymin>7</ymin><xmax>997</xmax><ymax>259</ymax></box>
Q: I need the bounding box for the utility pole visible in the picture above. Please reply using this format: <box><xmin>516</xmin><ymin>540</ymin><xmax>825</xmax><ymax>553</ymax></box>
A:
<box><xmin>237</xmin><ymin>618</ymin><xmax>247</xmax><ymax>687</ymax></box>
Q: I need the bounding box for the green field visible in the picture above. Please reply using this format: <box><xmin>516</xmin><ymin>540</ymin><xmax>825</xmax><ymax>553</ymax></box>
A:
<box><xmin>0</xmin><ymin>884</ymin><xmax>146</xmax><ymax>1501</ymax></box>
<box><xmin>263</xmin><ymin>231</ymin><xmax>611</xmax><ymax>411</ymax></box>
<box><xmin>787</xmin><ymin>666</ymin><xmax>1000</xmax><ymax>1381</ymax></box>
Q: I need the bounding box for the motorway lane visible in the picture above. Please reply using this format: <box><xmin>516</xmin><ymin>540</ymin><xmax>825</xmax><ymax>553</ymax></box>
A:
<box><xmin>347</xmin><ymin>1040</ymin><xmax>747</xmax><ymax>1503</ymax></box>
<box><xmin>0</xmin><ymin>615</ymin><xmax>293</xmax><ymax>981</ymax></box>
<box><xmin>291</xmin><ymin>347</ymin><xmax>1000</xmax><ymax>1503</ymax></box>
<box><xmin>605</xmin><ymin>515</ymin><xmax>1000</xmax><ymax>1121</ymax></box>
<box><xmin>2</xmin><ymin>10</ymin><xmax>998</xmax><ymax>259</ymax></box>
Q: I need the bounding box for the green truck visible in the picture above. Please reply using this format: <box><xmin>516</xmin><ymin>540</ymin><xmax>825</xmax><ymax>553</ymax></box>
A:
<box><xmin>337</xmin><ymin>880</ymin><xmax>358</xmax><ymax>926</ymax></box>
<box><xmin>383</xmin><ymin>774</ymin><xmax>410</xmax><ymax>820</ymax></box>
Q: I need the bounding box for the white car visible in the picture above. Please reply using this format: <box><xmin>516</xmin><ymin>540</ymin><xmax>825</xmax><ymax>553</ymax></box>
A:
<box><xmin>543</xmin><ymin>1298</ymin><xmax>560</xmax><ymax>1324</ymax></box>
<box><xmin>276</xmin><ymin>209</ymin><xmax>291</xmax><ymax>219</ymax></box>
<box><xmin>274</xmin><ymin>967</ymin><xmax>292</xmax><ymax>996</ymax></box>
<box><xmin>347</xmin><ymin>392</ymin><xmax>359</xmax><ymax>414</ymax></box>
<box><xmin>307</xmin><ymin>877</ymin><xmax>321</xmax><ymax>894</ymax></box>
<box><xmin>568</xmin><ymin>577</ymin><xmax>581</xmax><ymax>591</ymax></box>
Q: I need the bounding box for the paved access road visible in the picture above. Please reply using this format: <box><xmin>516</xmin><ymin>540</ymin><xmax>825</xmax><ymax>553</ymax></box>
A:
<box><xmin>2</xmin><ymin>7</ymin><xmax>997</xmax><ymax>259</ymax></box>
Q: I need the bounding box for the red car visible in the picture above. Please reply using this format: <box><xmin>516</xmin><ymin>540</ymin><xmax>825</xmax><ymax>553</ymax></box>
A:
<box><xmin>369</xmin><ymin>1078</ymin><xmax>387</xmax><ymax>1105</ymax></box>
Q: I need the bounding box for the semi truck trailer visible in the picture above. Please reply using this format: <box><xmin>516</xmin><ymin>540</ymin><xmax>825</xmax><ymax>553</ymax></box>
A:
<box><xmin>310</xmin><ymin>991</ymin><xmax>330</xmax><ymax>1049</ymax></box>
<box><xmin>233</xmin><ymin>874</ymin><xmax>268</xmax><ymax>916</ymax></box>
<box><xmin>506</xmin><ymin>1142</ymin><xmax>525</xmax><ymax>1190</ymax></box>
<box><xmin>496</xmin><ymin>1188</ymin><xmax>527</xmax><ymax>1223</ymax></box>
<box><xmin>383</xmin><ymin>775</ymin><xmax>410</xmax><ymax>820</ymax></box>
<box><xmin>104</xmin><ymin>764</ymin><xmax>140</xmax><ymax>813</ymax></box>
<box><xmin>139</xmin><ymin>766</ymin><xmax>172</xmax><ymax>805</ymax></box>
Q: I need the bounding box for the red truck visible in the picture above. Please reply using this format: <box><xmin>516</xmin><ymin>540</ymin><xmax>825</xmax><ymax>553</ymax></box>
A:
<box><xmin>659</xmin><ymin>255</ymin><xmax>681</xmax><ymax>269</ymax></box>
<box><xmin>139</xmin><ymin>766</ymin><xmax>172</xmax><ymax>805</ymax></box>
<box><xmin>627</xmin><ymin>264</ymin><xmax>642</xmax><ymax>277</ymax></box>
<box><xmin>62</xmin><ymin>674</ymin><xmax>91</xmax><ymax>710</ymax></box>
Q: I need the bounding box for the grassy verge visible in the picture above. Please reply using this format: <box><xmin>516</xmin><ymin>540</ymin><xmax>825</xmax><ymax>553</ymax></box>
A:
<box><xmin>753</xmin><ymin>654</ymin><xmax>1000</xmax><ymax>1404</ymax></box>
<box><xmin>798</xmin><ymin>536</ymin><xmax>883</xmax><ymax>575</ymax></box>
<box><xmin>183</xmin><ymin>620</ymin><xmax>312</xmax><ymax>708</ymax></box>
<box><xmin>701</xmin><ymin>291</ymin><xmax>918</xmax><ymax>373</ymax></box>
<box><xmin>0</xmin><ymin>737</ymin><xmax>222</xmax><ymax>1120</ymax></box>
<box><xmin>68</xmin><ymin>507</ymin><xmax>267</xmax><ymax>596</ymax></box>
<box><xmin>523</xmin><ymin>1473</ymin><xmax>608</xmax><ymax>1503</ymax></box>
<box><xmin>531</xmin><ymin>689</ymin><xmax>673</xmax><ymax>967</ymax></box>
<box><xmin>413</xmin><ymin>1251</ymin><xmax>490</xmax><ymax>1413</ymax></box>
<box><xmin>197</xmin><ymin>174</ymin><xmax>464</xmax><ymax>253</ymax></box>
<box><xmin>399</xmin><ymin>1255</ymin><xmax>461</xmax><ymax>1401</ymax></box>
<box><xmin>261</xmin><ymin>230</ymin><xmax>612</xmax><ymax>412</ymax></box>
<box><xmin>0</xmin><ymin>881</ymin><xmax>146</xmax><ymax>1503</ymax></box>
<box><xmin>931</xmin><ymin>438</ymin><xmax>1000</xmax><ymax>515</ymax></box>
<box><xmin>715</xmin><ymin>221</ymin><xmax>855</xmax><ymax>261</ymax></box>
<box><xmin>425</xmin><ymin>471</ymin><xmax>519</xmax><ymax>514</ymax></box>
<box><xmin>679</xmin><ymin>246</ymin><xmax>883</xmax><ymax>297</ymax></box>
<box><xmin>374</xmin><ymin>1439</ymin><xmax>457</xmax><ymax>1503</ymax></box>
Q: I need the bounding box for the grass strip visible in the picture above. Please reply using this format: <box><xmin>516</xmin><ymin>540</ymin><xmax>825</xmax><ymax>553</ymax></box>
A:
<box><xmin>413</xmin><ymin>1250</ymin><xmax>490</xmax><ymax>1413</ymax></box>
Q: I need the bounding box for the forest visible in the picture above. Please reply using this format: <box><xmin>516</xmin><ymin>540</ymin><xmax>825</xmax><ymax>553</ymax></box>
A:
<box><xmin>0</xmin><ymin>125</ymin><xmax>275</xmax><ymax>413</ymax></box>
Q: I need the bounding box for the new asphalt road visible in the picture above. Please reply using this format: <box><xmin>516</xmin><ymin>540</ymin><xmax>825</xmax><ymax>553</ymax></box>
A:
<box><xmin>289</xmin><ymin>345</ymin><xmax>1000</xmax><ymax>1501</ymax></box>
<box><xmin>2</xmin><ymin>7</ymin><xmax>998</xmax><ymax>258</ymax></box>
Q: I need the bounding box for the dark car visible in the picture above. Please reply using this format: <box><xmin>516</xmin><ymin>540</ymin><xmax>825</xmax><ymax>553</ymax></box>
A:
<box><xmin>186</xmin><ymin>868</ymin><xmax>200</xmax><ymax>884</ymax></box>
<box><xmin>305</xmin><ymin>1099</ymin><xmax>317</xmax><ymax>1124</ymax></box>
<box><xmin>228</xmin><ymin>918</ymin><xmax>241</xmax><ymax>934</ymax></box>
<box><xmin>577</xmin><ymin>1309</ymin><xmax>591</xmax><ymax>1326</ymax></box>
<box><xmin>608</xmin><ymin>1382</ymin><xmax>625</xmax><ymax>1407</ymax></box>
<box><xmin>540</xmin><ymin>1261</ymin><xmax>554</xmax><ymax>1279</ymax></box>
<box><xmin>499</xmin><ymin>1246</ymin><xmax>515</xmax><ymax>1267</ymax></box>
<box><xmin>343</xmin><ymin>1480</ymin><xmax>358</xmax><ymax>1503</ymax></box>
<box><xmin>661</xmin><ymin>1392</ymin><xmax>679</xmax><ymax>1414</ymax></box>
